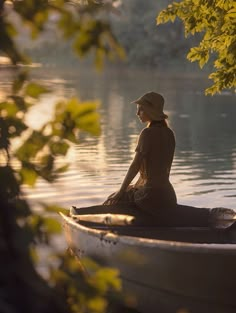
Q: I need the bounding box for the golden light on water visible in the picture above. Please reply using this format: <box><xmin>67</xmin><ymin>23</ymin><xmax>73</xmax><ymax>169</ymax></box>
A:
<box><xmin>0</xmin><ymin>56</ymin><xmax>11</xmax><ymax>65</ymax></box>
<box><xmin>1</xmin><ymin>65</ymin><xmax>235</xmax><ymax>210</ymax></box>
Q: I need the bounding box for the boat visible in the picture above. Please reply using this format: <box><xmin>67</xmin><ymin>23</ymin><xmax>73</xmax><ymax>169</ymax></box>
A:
<box><xmin>60</xmin><ymin>205</ymin><xmax>236</xmax><ymax>313</ymax></box>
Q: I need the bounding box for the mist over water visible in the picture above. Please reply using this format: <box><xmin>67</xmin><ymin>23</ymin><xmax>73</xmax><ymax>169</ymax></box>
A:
<box><xmin>12</xmin><ymin>66</ymin><xmax>235</xmax><ymax>210</ymax></box>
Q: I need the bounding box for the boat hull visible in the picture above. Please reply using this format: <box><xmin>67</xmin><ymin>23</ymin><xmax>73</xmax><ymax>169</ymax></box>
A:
<box><xmin>61</xmin><ymin>213</ymin><xmax>236</xmax><ymax>313</ymax></box>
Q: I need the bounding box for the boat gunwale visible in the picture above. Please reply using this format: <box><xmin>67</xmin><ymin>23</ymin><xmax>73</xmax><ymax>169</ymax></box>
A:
<box><xmin>60</xmin><ymin>213</ymin><xmax>236</xmax><ymax>254</ymax></box>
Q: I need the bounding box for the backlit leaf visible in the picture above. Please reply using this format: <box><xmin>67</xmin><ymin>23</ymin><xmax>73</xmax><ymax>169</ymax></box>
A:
<box><xmin>41</xmin><ymin>204</ymin><xmax>68</xmax><ymax>215</ymax></box>
<box><xmin>20</xmin><ymin>167</ymin><xmax>38</xmax><ymax>186</ymax></box>
<box><xmin>87</xmin><ymin>297</ymin><xmax>107</xmax><ymax>313</ymax></box>
<box><xmin>76</xmin><ymin>111</ymin><xmax>101</xmax><ymax>135</ymax></box>
<box><xmin>44</xmin><ymin>217</ymin><xmax>62</xmax><ymax>234</ymax></box>
<box><xmin>12</xmin><ymin>71</ymin><xmax>28</xmax><ymax>93</ymax></box>
<box><xmin>25</xmin><ymin>82</ymin><xmax>49</xmax><ymax>98</ymax></box>
<box><xmin>49</xmin><ymin>141</ymin><xmax>70</xmax><ymax>156</ymax></box>
<box><xmin>16</xmin><ymin>131</ymin><xmax>49</xmax><ymax>160</ymax></box>
<box><xmin>157</xmin><ymin>0</ymin><xmax>236</xmax><ymax>94</ymax></box>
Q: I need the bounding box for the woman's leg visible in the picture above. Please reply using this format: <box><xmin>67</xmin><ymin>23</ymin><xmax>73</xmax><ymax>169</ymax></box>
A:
<box><xmin>154</xmin><ymin>204</ymin><xmax>211</xmax><ymax>227</ymax></box>
<box><xmin>71</xmin><ymin>203</ymin><xmax>138</xmax><ymax>216</ymax></box>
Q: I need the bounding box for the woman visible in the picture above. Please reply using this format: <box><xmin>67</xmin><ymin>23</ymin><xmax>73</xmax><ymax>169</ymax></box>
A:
<box><xmin>72</xmin><ymin>91</ymin><xmax>210</xmax><ymax>226</ymax></box>
<box><xmin>103</xmin><ymin>91</ymin><xmax>177</xmax><ymax>219</ymax></box>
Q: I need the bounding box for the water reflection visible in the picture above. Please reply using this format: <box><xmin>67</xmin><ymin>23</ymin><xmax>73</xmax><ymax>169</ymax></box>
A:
<box><xmin>7</xmin><ymin>66</ymin><xmax>236</xmax><ymax>209</ymax></box>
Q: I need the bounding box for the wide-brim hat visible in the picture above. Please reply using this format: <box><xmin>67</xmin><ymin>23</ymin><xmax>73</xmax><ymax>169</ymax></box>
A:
<box><xmin>131</xmin><ymin>91</ymin><xmax>168</xmax><ymax>121</ymax></box>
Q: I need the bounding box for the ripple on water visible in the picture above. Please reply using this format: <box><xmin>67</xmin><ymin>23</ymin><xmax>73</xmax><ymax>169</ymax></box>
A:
<box><xmin>20</xmin><ymin>68</ymin><xmax>236</xmax><ymax>210</ymax></box>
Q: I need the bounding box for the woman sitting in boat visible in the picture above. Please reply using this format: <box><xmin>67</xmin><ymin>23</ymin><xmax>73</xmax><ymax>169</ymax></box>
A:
<box><xmin>103</xmin><ymin>91</ymin><xmax>177</xmax><ymax>219</ymax></box>
<box><xmin>72</xmin><ymin>91</ymin><xmax>212</xmax><ymax>226</ymax></box>
<box><xmin>70</xmin><ymin>92</ymin><xmax>236</xmax><ymax>227</ymax></box>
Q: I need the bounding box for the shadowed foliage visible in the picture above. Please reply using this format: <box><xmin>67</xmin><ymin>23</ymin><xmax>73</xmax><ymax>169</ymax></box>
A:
<box><xmin>0</xmin><ymin>1</ymin><xmax>123</xmax><ymax>312</ymax></box>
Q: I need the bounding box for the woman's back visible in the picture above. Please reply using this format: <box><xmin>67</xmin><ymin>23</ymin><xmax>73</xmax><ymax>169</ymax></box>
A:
<box><xmin>136</xmin><ymin>123</ymin><xmax>175</xmax><ymax>187</ymax></box>
<box><xmin>103</xmin><ymin>91</ymin><xmax>177</xmax><ymax>213</ymax></box>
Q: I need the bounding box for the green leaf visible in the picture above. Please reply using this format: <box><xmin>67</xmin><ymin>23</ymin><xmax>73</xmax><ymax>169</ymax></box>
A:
<box><xmin>91</xmin><ymin>268</ymin><xmax>121</xmax><ymax>293</ymax></box>
<box><xmin>25</xmin><ymin>83</ymin><xmax>49</xmax><ymax>99</ymax></box>
<box><xmin>16</xmin><ymin>131</ymin><xmax>49</xmax><ymax>160</ymax></box>
<box><xmin>41</xmin><ymin>204</ymin><xmax>68</xmax><ymax>215</ymax></box>
<box><xmin>187</xmin><ymin>47</ymin><xmax>201</xmax><ymax>62</ymax></box>
<box><xmin>68</xmin><ymin>98</ymin><xmax>99</xmax><ymax>118</ymax></box>
<box><xmin>19</xmin><ymin>167</ymin><xmax>38</xmax><ymax>186</ymax></box>
<box><xmin>87</xmin><ymin>297</ymin><xmax>107</xmax><ymax>313</ymax></box>
<box><xmin>44</xmin><ymin>217</ymin><xmax>62</xmax><ymax>234</ymax></box>
<box><xmin>29</xmin><ymin>247</ymin><xmax>39</xmax><ymax>264</ymax></box>
<box><xmin>34</xmin><ymin>11</ymin><xmax>49</xmax><ymax>28</ymax></box>
<box><xmin>6</xmin><ymin>21</ymin><xmax>18</xmax><ymax>37</ymax></box>
<box><xmin>157</xmin><ymin>0</ymin><xmax>236</xmax><ymax>94</ymax></box>
<box><xmin>12</xmin><ymin>71</ymin><xmax>28</xmax><ymax>93</ymax></box>
<box><xmin>0</xmin><ymin>101</ymin><xmax>18</xmax><ymax>117</ymax></box>
<box><xmin>49</xmin><ymin>141</ymin><xmax>70</xmax><ymax>156</ymax></box>
<box><xmin>199</xmin><ymin>51</ymin><xmax>210</xmax><ymax>68</ymax></box>
<box><xmin>76</xmin><ymin>112</ymin><xmax>101</xmax><ymax>135</ymax></box>
<box><xmin>39</xmin><ymin>154</ymin><xmax>54</xmax><ymax>172</ymax></box>
<box><xmin>54</xmin><ymin>164</ymin><xmax>70</xmax><ymax>174</ymax></box>
<box><xmin>57</xmin><ymin>11</ymin><xmax>80</xmax><ymax>39</ymax></box>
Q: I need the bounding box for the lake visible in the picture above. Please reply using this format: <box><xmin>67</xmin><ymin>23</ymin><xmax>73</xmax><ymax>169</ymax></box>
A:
<box><xmin>2</xmin><ymin>65</ymin><xmax>236</xmax><ymax>210</ymax></box>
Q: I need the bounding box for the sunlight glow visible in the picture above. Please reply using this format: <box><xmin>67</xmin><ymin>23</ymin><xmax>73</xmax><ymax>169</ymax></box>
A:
<box><xmin>0</xmin><ymin>56</ymin><xmax>11</xmax><ymax>65</ymax></box>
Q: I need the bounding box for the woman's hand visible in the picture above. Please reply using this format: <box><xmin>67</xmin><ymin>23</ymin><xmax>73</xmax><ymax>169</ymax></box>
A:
<box><xmin>103</xmin><ymin>152</ymin><xmax>142</xmax><ymax>206</ymax></box>
<box><xmin>103</xmin><ymin>190</ymin><xmax>124</xmax><ymax>205</ymax></box>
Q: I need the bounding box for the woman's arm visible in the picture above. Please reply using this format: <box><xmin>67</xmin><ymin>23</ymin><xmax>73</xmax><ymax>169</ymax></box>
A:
<box><xmin>104</xmin><ymin>152</ymin><xmax>143</xmax><ymax>205</ymax></box>
<box><xmin>120</xmin><ymin>152</ymin><xmax>142</xmax><ymax>192</ymax></box>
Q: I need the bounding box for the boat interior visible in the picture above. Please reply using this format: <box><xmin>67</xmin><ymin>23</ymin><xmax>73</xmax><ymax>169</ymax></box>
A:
<box><xmin>79</xmin><ymin>221</ymin><xmax>236</xmax><ymax>244</ymax></box>
<box><xmin>70</xmin><ymin>204</ymin><xmax>236</xmax><ymax>244</ymax></box>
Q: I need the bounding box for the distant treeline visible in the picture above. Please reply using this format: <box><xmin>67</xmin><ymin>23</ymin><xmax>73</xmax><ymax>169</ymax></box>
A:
<box><xmin>22</xmin><ymin>0</ymin><xmax>200</xmax><ymax>67</ymax></box>
<box><xmin>110</xmin><ymin>0</ymin><xmax>199</xmax><ymax>66</ymax></box>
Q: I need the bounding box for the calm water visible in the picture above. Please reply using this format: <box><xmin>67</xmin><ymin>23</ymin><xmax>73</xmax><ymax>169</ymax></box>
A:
<box><xmin>2</xmin><ymin>66</ymin><xmax>236</xmax><ymax>210</ymax></box>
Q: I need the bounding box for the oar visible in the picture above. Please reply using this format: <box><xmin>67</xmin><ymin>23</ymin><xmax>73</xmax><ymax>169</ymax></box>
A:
<box><xmin>210</xmin><ymin>207</ymin><xmax>236</xmax><ymax>229</ymax></box>
<box><xmin>70</xmin><ymin>205</ymin><xmax>236</xmax><ymax>229</ymax></box>
<box><xmin>71</xmin><ymin>213</ymin><xmax>135</xmax><ymax>226</ymax></box>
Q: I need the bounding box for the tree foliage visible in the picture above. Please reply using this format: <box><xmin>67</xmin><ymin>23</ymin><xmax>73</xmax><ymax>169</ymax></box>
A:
<box><xmin>0</xmin><ymin>1</ymin><xmax>123</xmax><ymax>312</ymax></box>
<box><xmin>157</xmin><ymin>0</ymin><xmax>236</xmax><ymax>94</ymax></box>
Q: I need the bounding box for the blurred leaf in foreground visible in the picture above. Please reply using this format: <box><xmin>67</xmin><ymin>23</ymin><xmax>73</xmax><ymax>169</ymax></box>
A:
<box><xmin>0</xmin><ymin>1</ymin><xmax>124</xmax><ymax>312</ymax></box>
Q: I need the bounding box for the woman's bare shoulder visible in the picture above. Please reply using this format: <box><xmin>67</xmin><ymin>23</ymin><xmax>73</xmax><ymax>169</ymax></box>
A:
<box><xmin>138</xmin><ymin>127</ymin><xmax>150</xmax><ymax>135</ymax></box>
<box><xmin>140</xmin><ymin>126</ymin><xmax>175</xmax><ymax>136</ymax></box>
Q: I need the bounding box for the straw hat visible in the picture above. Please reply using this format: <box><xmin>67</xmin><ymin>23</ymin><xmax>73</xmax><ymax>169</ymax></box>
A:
<box><xmin>132</xmin><ymin>91</ymin><xmax>168</xmax><ymax>121</ymax></box>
